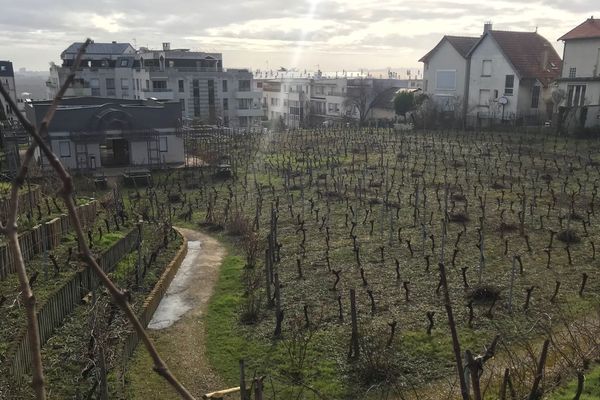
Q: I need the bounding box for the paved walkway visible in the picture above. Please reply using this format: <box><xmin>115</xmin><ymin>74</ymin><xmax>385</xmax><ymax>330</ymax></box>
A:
<box><xmin>127</xmin><ymin>228</ymin><xmax>226</xmax><ymax>399</ymax></box>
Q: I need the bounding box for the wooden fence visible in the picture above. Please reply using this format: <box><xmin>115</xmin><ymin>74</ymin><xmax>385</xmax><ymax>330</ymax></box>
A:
<box><xmin>8</xmin><ymin>228</ymin><xmax>139</xmax><ymax>381</ymax></box>
<box><xmin>0</xmin><ymin>186</ymin><xmax>42</xmax><ymax>223</ymax></box>
<box><xmin>0</xmin><ymin>201</ymin><xmax>98</xmax><ymax>280</ymax></box>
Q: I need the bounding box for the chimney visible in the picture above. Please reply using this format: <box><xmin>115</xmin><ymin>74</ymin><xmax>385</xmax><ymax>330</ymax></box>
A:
<box><xmin>162</xmin><ymin>42</ymin><xmax>170</xmax><ymax>51</ymax></box>
<box><xmin>483</xmin><ymin>21</ymin><xmax>493</xmax><ymax>34</ymax></box>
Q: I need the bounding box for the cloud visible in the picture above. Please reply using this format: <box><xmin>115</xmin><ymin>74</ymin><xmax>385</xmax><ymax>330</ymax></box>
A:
<box><xmin>0</xmin><ymin>0</ymin><xmax>594</xmax><ymax>71</ymax></box>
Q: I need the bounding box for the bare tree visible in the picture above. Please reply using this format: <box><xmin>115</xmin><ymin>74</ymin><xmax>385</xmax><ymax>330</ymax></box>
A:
<box><xmin>344</xmin><ymin>79</ymin><xmax>374</xmax><ymax>125</ymax></box>
<box><xmin>0</xmin><ymin>40</ymin><xmax>195</xmax><ymax>400</ymax></box>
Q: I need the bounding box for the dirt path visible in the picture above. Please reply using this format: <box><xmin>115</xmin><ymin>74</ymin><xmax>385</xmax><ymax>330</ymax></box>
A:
<box><xmin>127</xmin><ymin>228</ymin><xmax>227</xmax><ymax>399</ymax></box>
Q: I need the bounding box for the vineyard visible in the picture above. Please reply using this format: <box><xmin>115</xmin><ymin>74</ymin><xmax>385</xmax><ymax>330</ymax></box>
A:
<box><xmin>116</xmin><ymin>127</ymin><xmax>600</xmax><ymax>399</ymax></box>
<box><xmin>2</xmin><ymin>127</ymin><xmax>599</xmax><ymax>399</ymax></box>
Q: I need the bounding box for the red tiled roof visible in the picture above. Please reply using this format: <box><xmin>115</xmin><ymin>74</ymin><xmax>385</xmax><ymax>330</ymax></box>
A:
<box><xmin>488</xmin><ymin>31</ymin><xmax>562</xmax><ymax>85</ymax></box>
<box><xmin>558</xmin><ymin>18</ymin><xmax>600</xmax><ymax>40</ymax></box>
<box><xmin>419</xmin><ymin>35</ymin><xmax>478</xmax><ymax>62</ymax></box>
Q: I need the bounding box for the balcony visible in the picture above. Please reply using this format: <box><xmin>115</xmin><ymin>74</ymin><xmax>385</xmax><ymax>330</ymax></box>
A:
<box><xmin>140</xmin><ymin>66</ymin><xmax>223</xmax><ymax>73</ymax></box>
<box><xmin>236</xmin><ymin>107</ymin><xmax>263</xmax><ymax>117</ymax></box>
<box><xmin>234</xmin><ymin>91</ymin><xmax>262</xmax><ymax>99</ymax></box>
<box><xmin>141</xmin><ymin>88</ymin><xmax>174</xmax><ymax>100</ymax></box>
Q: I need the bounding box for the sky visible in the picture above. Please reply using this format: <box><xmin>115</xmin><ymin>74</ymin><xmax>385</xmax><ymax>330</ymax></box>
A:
<box><xmin>0</xmin><ymin>0</ymin><xmax>597</xmax><ymax>73</ymax></box>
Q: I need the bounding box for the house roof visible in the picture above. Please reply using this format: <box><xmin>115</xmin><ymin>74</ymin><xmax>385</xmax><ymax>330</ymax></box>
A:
<box><xmin>558</xmin><ymin>18</ymin><xmax>600</xmax><ymax>40</ymax></box>
<box><xmin>419</xmin><ymin>36</ymin><xmax>478</xmax><ymax>62</ymax></box>
<box><xmin>63</xmin><ymin>42</ymin><xmax>134</xmax><ymax>55</ymax></box>
<box><xmin>469</xmin><ymin>30</ymin><xmax>561</xmax><ymax>85</ymax></box>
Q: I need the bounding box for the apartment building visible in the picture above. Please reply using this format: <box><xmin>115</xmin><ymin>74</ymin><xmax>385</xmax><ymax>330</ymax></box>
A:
<box><xmin>0</xmin><ymin>61</ymin><xmax>18</xmax><ymax>121</ymax></box>
<box><xmin>258</xmin><ymin>75</ymin><xmax>420</xmax><ymax>127</ymax></box>
<box><xmin>47</xmin><ymin>42</ymin><xmax>262</xmax><ymax>128</ymax></box>
<box><xmin>260</xmin><ymin>78</ymin><xmax>312</xmax><ymax>128</ymax></box>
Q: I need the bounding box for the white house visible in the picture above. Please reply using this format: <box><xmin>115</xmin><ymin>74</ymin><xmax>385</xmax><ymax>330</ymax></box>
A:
<box><xmin>420</xmin><ymin>35</ymin><xmax>479</xmax><ymax>113</ymax></box>
<box><xmin>466</xmin><ymin>27</ymin><xmax>561</xmax><ymax>124</ymax></box>
<box><xmin>556</xmin><ymin>17</ymin><xmax>600</xmax><ymax>131</ymax></box>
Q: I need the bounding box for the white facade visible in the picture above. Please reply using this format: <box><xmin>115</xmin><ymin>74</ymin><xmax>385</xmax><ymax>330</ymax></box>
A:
<box><xmin>259</xmin><ymin>76</ymin><xmax>413</xmax><ymax>127</ymax></box>
<box><xmin>467</xmin><ymin>36</ymin><xmax>521</xmax><ymax>118</ymax></box>
<box><xmin>557</xmin><ymin>35</ymin><xmax>600</xmax><ymax>128</ymax></box>
<box><xmin>47</xmin><ymin>42</ymin><xmax>263</xmax><ymax>129</ymax></box>
<box><xmin>466</xmin><ymin>33</ymin><xmax>556</xmax><ymax>123</ymax></box>
<box><xmin>422</xmin><ymin>40</ymin><xmax>470</xmax><ymax>112</ymax></box>
<box><xmin>261</xmin><ymin>78</ymin><xmax>312</xmax><ymax>128</ymax></box>
<box><xmin>49</xmin><ymin>132</ymin><xmax>184</xmax><ymax>170</ymax></box>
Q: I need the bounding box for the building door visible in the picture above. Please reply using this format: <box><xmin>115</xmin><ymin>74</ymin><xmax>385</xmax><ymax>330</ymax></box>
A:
<box><xmin>112</xmin><ymin>139</ymin><xmax>130</xmax><ymax>165</ymax></box>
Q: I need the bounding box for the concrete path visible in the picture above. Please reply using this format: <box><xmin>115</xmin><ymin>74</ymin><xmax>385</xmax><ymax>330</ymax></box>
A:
<box><xmin>128</xmin><ymin>227</ymin><xmax>226</xmax><ymax>399</ymax></box>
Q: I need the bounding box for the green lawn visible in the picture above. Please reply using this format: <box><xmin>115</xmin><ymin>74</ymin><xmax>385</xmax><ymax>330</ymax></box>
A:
<box><xmin>549</xmin><ymin>364</ymin><xmax>600</xmax><ymax>400</ymax></box>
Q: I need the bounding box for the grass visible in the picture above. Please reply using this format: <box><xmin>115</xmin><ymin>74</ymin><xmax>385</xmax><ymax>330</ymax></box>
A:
<box><xmin>549</xmin><ymin>364</ymin><xmax>600</xmax><ymax>399</ymax></box>
<box><xmin>204</xmin><ymin>254</ymin><xmax>346</xmax><ymax>398</ymax></box>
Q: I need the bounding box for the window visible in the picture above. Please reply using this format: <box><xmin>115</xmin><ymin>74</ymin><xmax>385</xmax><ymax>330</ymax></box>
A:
<box><xmin>178</xmin><ymin>79</ymin><xmax>184</xmax><ymax>92</ymax></box>
<box><xmin>121</xmin><ymin>78</ymin><xmax>129</xmax><ymax>89</ymax></box>
<box><xmin>238</xmin><ymin>98</ymin><xmax>252</xmax><ymax>109</ymax></box>
<box><xmin>159</xmin><ymin>137</ymin><xmax>168</xmax><ymax>152</ymax></box>
<box><xmin>504</xmin><ymin>75</ymin><xmax>514</xmax><ymax>96</ymax></box>
<box><xmin>531</xmin><ymin>86</ymin><xmax>541</xmax><ymax>109</ymax></box>
<box><xmin>152</xmin><ymin>80</ymin><xmax>167</xmax><ymax>90</ymax></box>
<box><xmin>90</xmin><ymin>78</ymin><xmax>100</xmax><ymax>96</ymax></box>
<box><xmin>238</xmin><ymin>80</ymin><xmax>251</xmax><ymax>91</ymax></box>
<box><xmin>145</xmin><ymin>80</ymin><xmax>150</xmax><ymax>90</ymax></box>
<box><xmin>120</xmin><ymin>59</ymin><xmax>128</xmax><ymax>67</ymax></box>
<box><xmin>436</xmin><ymin>70</ymin><xmax>456</xmax><ymax>90</ymax></box>
<box><xmin>192</xmin><ymin>79</ymin><xmax>200</xmax><ymax>117</ymax></box>
<box><xmin>569</xmin><ymin>68</ymin><xmax>576</xmax><ymax>78</ymax></box>
<box><xmin>222</xmin><ymin>80</ymin><xmax>228</xmax><ymax>92</ymax></box>
<box><xmin>482</xmin><ymin>60</ymin><xmax>492</xmax><ymax>77</ymax></box>
<box><xmin>208</xmin><ymin>79</ymin><xmax>215</xmax><ymax>106</ymax></box>
<box><xmin>106</xmin><ymin>78</ymin><xmax>115</xmax><ymax>96</ymax></box>
<box><xmin>58</xmin><ymin>141</ymin><xmax>71</xmax><ymax>157</ymax></box>
<box><xmin>567</xmin><ymin>84</ymin><xmax>587</xmax><ymax>107</ymax></box>
<box><xmin>223</xmin><ymin>98</ymin><xmax>228</xmax><ymax>110</ymax></box>
<box><xmin>180</xmin><ymin>98</ymin><xmax>185</xmax><ymax>111</ymax></box>
<box><xmin>169</xmin><ymin>60</ymin><xmax>175</xmax><ymax>68</ymax></box>
<box><xmin>478</xmin><ymin>89</ymin><xmax>490</xmax><ymax>106</ymax></box>
<box><xmin>135</xmin><ymin>79</ymin><xmax>140</xmax><ymax>91</ymax></box>
<box><xmin>493</xmin><ymin>89</ymin><xmax>499</xmax><ymax>99</ymax></box>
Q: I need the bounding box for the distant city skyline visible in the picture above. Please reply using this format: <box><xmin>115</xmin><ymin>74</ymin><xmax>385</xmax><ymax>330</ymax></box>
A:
<box><xmin>1</xmin><ymin>0</ymin><xmax>596</xmax><ymax>72</ymax></box>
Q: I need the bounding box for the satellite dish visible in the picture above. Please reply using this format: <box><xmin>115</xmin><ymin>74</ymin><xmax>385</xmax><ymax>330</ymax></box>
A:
<box><xmin>498</xmin><ymin>96</ymin><xmax>508</xmax><ymax>105</ymax></box>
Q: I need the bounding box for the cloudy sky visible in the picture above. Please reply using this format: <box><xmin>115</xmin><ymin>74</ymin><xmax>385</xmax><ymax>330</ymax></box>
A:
<box><xmin>0</xmin><ymin>0</ymin><xmax>597</xmax><ymax>73</ymax></box>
